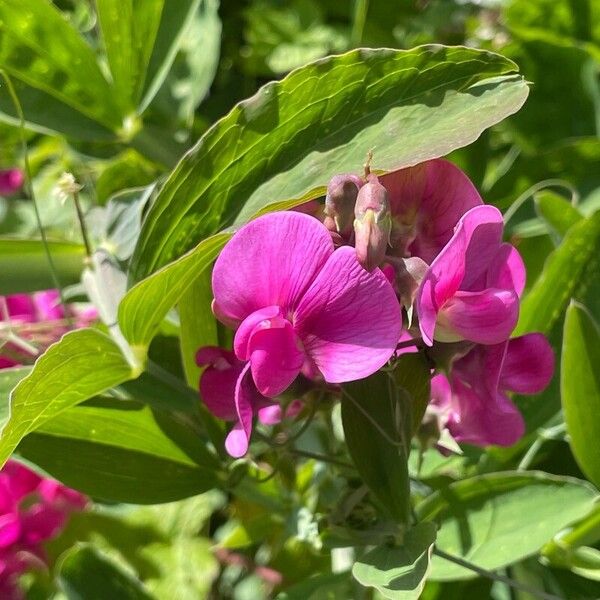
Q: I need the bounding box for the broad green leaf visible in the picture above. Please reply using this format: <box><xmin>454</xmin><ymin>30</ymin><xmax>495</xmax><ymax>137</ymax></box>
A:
<box><xmin>534</xmin><ymin>190</ymin><xmax>583</xmax><ymax>239</ymax></box>
<box><xmin>416</xmin><ymin>471</ymin><xmax>598</xmax><ymax>580</ymax></box>
<box><xmin>0</xmin><ymin>0</ymin><xmax>121</xmax><ymax>132</ymax></box>
<box><xmin>130</xmin><ymin>46</ymin><xmax>528</xmax><ymax>280</ymax></box>
<box><xmin>17</xmin><ymin>397</ymin><xmax>222</xmax><ymax>504</ymax></box>
<box><xmin>119</xmin><ymin>232</ymin><xmax>229</xmax><ymax>348</ymax></box>
<box><xmin>394</xmin><ymin>353</ymin><xmax>431</xmax><ymax>437</ymax></box>
<box><xmin>352</xmin><ymin>522</ymin><xmax>437</xmax><ymax>599</ymax></box>
<box><xmin>58</xmin><ymin>545</ymin><xmax>154</xmax><ymax>600</ymax></box>
<box><xmin>562</xmin><ymin>302</ymin><xmax>600</xmax><ymax>488</ymax></box>
<box><xmin>0</xmin><ymin>367</ymin><xmax>30</xmax><ymax>424</ymax></box>
<box><xmin>342</xmin><ymin>370</ymin><xmax>411</xmax><ymax>523</ymax></box>
<box><xmin>178</xmin><ymin>269</ymin><xmax>218</xmax><ymax>388</ymax></box>
<box><xmin>96</xmin><ymin>0</ymin><xmax>200</xmax><ymax>111</ymax></box>
<box><xmin>0</xmin><ymin>328</ymin><xmax>135</xmax><ymax>468</ymax></box>
<box><xmin>139</xmin><ymin>0</ymin><xmax>202</xmax><ymax>111</ymax></box>
<box><xmin>0</xmin><ymin>239</ymin><xmax>85</xmax><ymax>294</ymax></box>
<box><xmin>0</xmin><ymin>78</ymin><xmax>115</xmax><ymax>141</ymax></box>
<box><xmin>515</xmin><ymin>211</ymin><xmax>600</xmax><ymax>335</ymax></box>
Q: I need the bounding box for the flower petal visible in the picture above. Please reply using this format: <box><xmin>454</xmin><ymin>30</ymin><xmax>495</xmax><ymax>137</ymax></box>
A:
<box><xmin>224</xmin><ymin>362</ymin><xmax>256</xmax><ymax>458</ymax></box>
<box><xmin>212</xmin><ymin>212</ymin><xmax>333</xmax><ymax>323</ymax></box>
<box><xmin>487</xmin><ymin>243</ymin><xmax>526</xmax><ymax>297</ymax></box>
<box><xmin>449</xmin><ymin>377</ymin><xmax>525</xmax><ymax>447</ymax></box>
<box><xmin>381</xmin><ymin>159</ymin><xmax>482</xmax><ymax>263</ymax></box>
<box><xmin>500</xmin><ymin>333</ymin><xmax>555</xmax><ymax>394</ymax></box>
<box><xmin>233</xmin><ymin>306</ymin><xmax>282</xmax><ymax>360</ymax></box>
<box><xmin>438</xmin><ymin>288</ymin><xmax>519</xmax><ymax>345</ymax></box>
<box><xmin>248</xmin><ymin>319</ymin><xmax>304</xmax><ymax>397</ymax></box>
<box><xmin>295</xmin><ymin>246</ymin><xmax>401</xmax><ymax>383</ymax></box>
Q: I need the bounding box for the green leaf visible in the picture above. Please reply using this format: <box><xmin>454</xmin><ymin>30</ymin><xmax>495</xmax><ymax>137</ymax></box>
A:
<box><xmin>178</xmin><ymin>269</ymin><xmax>218</xmax><ymax>388</ymax></box>
<box><xmin>58</xmin><ymin>545</ymin><xmax>154</xmax><ymax>600</ymax></box>
<box><xmin>96</xmin><ymin>0</ymin><xmax>200</xmax><ymax>111</ymax></box>
<box><xmin>352</xmin><ymin>522</ymin><xmax>437</xmax><ymax>599</ymax></box>
<box><xmin>0</xmin><ymin>238</ymin><xmax>85</xmax><ymax>294</ymax></box>
<box><xmin>18</xmin><ymin>397</ymin><xmax>222</xmax><ymax>504</ymax></box>
<box><xmin>276</xmin><ymin>572</ymin><xmax>353</xmax><ymax>600</ymax></box>
<box><xmin>416</xmin><ymin>471</ymin><xmax>598</xmax><ymax>581</ymax></box>
<box><xmin>130</xmin><ymin>46</ymin><xmax>528</xmax><ymax>280</ymax></box>
<box><xmin>342</xmin><ymin>370</ymin><xmax>411</xmax><ymax>523</ymax></box>
<box><xmin>394</xmin><ymin>353</ymin><xmax>431</xmax><ymax>438</ymax></box>
<box><xmin>119</xmin><ymin>232</ymin><xmax>229</xmax><ymax>348</ymax></box>
<box><xmin>0</xmin><ymin>0</ymin><xmax>122</xmax><ymax>132</ymax></box>
<box><xmin>534</xmin><ymin>190</ymin><xmax>583</xmax><ymax>240</ymax></box>
<box><xmin>0</xmin><ymin>367</ymin><xmax>30</xmax><ymax>425</ymax></box>
<box><xmin>562</xmin><ymin>302</ymin><xmax>600</xmax><ymax>488</ymax></box>
<box><xmin>0</xmin><ymin>328</ymin><xmax>135</xmax><ymax>468</ymax></box>
<box><xmin>139</xmin><ymin>0</ymin><xmax>202</xmax><ymax>111</ymax></box>
<box><xmin>515</xmin><ymin>211</ymin><xmax>600</xmax><ymax>336</ymax></box>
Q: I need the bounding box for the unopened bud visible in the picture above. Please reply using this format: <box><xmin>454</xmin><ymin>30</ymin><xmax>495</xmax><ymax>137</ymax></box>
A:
<box><xmin>353</xmin><ymin>175</ymin><xmax>391</xmax><ymax>271</ymax></box>
<box><xmin>324</xmin><ymin>174</ymin><xmax>363</xmax><ymax>237</ymax></box>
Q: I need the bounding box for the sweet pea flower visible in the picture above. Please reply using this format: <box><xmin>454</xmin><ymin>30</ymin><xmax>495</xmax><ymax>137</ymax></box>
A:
<box><xmin>205</xmin><ymin>211</ymin><xmax>402</xmax><ymax>457</ymax></box>
<box><xmin>417</xmin><ymin>205</ymin><xmax>525</xmax><ymax>346</ymax></box>
<box><xmin>0</xmin><ymin>290</ymin><xmax>97</xmax><ymax>369</ymax></box>
<box><xmin>380</xmin><ymin>159</ymin><xmax>482</xmax><ymax>263</ymax></box>
<box><xmin>0</xmin><ymin>170</ymin><xmax>24</xmax><ymax>197</ymax></box>
<box><xmin>430</xmin><ymin>333</ymin><xmax>554</xmax><ymax>447</ymax></box>
<box><xmin>0</xmin><ymin>460</ymin><xmax>86</xmax><ymax>599</ymax></box>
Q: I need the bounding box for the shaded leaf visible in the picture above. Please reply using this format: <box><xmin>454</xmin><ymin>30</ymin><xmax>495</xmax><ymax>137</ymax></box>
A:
<box><xmin>416</xmin><ymin>471</ymin><xmax>597</xmax><ymax>580</ymax></box>
<box><xmin>352</xmin><ymin>522</ymin><xmax>437</xmax><ymax>599</ymax></box>
<box><xmin>562</xmin><ymin>302</ymin><xmax>600</xmax><ymax>488</ymax></box>
<box><xmin>130</xmin><ymin>46</ymin><xmax>527</xmax><ymax>280</ymax></box>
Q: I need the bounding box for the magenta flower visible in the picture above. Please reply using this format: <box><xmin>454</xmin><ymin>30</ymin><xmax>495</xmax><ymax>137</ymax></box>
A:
<box><xmin>1</xmin><ymin>290</ymin><xmax>98</xmax><ymax>369</ymax></box>
<box><xmin>204</xmin><ymin>211</ymin><xmax>402</xmax><ymax>457</ymax></box>
<box><xmin>0</xmin><ymin>460</ymin><xmax>86</xmax><ymax>599</ymax></box>
<box><xmin>416</xmin><ymin>205</ymin><xmax>525</xmax><ymax>346</ymax></box>
<box><xmin>430</xmin><ymin>333</ymin><xmax>554</xmax><ymax>447</ymax></box>
<box><xmin>0</xmin><ymin>170</ymin><xmax>23</xmax><ymax>197</ymax></box>
<box><xmin>380</xmin><ymin>159</ymin><xmax>482</xmax><ymax>263</ymax></box>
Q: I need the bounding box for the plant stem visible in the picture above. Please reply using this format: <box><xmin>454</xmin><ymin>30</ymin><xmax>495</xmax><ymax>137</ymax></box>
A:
<box><xmin>288</xmin><ymin>448</ymin><xmax>355</xmax><ymax>470</ymax></box>
<box><xmin>72</xmin><ymin>190</ymin><xmax>93</xmax><ymax>258</ymax></box>
<box><xmin>0</xmin><ymin>70</ymin><xmax>68</xmax><ymax>314</ymax></box>
<box><xmin>433</xmin><ymin>548</ymin><xmax>562</xmax><ymax>600</ymax></box>
<box><xmin>351</xmin><ymin>0</ymin><xmax>369</xmax><ymax>46</ymax></box>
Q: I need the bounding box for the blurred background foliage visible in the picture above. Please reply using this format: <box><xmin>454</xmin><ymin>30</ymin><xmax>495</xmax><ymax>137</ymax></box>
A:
<box><xmin>1</xmin><ymin>0</ymin><xmax>599</xmax><ymax>598</ymax></box>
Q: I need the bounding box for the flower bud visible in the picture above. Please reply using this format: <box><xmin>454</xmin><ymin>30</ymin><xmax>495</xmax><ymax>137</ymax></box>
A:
<box><xmin>353</xmin><ymin>174</ymin><xmax>391</xmax><ymax>271</ymax></box>
<box><xmin>324</xmin><ymin>173</ymin><xmax>363</xmax><ymax>237</ymax></box>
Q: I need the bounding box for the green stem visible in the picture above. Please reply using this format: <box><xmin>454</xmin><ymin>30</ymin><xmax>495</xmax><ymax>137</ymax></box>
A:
<box><xmin>433</xmin><ymin>549</ymin><xmax>562</xmax><ymax>600</ymax></box>
<box><xmin>0</xmin><ymin>71</ymin><xmax>68</xmax><ymax>313</ymax></box>
<box><xmin>351</xmin><ymin>0</ymin><xmax>369</xmax><ymax>46</ymax></box>
<box><xmin>287</xmin><ymin>448</ymin><xmax>355</xmax><ymax>470</ymax></box>
<box><xmin>72</xmin><ymin>190</ymin><xmax>93</xmax><ymax>258</ymax></box>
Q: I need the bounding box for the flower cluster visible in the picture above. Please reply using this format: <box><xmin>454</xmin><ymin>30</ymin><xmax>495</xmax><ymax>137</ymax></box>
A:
<box><xmin>0</xmin><ymin>290</ymin><xmax>97</xmax><ymax>369</ymax></box>
<box><xmin>0</xmin><ymin>169</ymin><xmax>23</xmax><ymax>197</ymax></box>
<box><xmin>197</xmin><ymin>159</ymin><xmax>553</xmax><ymax>456</ymax></box>
<box><xmin>0</xmin><ymin>460</ymin><xmax>86</xmax><ymax>599</ymax></box>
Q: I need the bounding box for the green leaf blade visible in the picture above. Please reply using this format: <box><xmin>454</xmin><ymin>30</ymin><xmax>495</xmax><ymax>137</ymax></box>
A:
<box><xmin>0</xmin><ymin>328</ymin><xmax>134</xmax><ymax>467</ymax></box>
<box><xmin>130</xmin><ymin>46</ymin><xmax>528</xmax><ymax>281</ymax></box>
<box><xmin>562</xmin><ymin>302</ymin><xmax>600</xmax><ymax>488</ymax></box>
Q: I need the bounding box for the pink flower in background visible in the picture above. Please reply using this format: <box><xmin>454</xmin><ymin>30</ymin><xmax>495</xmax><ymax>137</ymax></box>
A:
<box><xmin>380</xmin><ymin>159</ymin><xmax>482</xmax><ymax>263</ymax></box>
<box><xmin>203</xmin><ymin>211</ymin><xmax>402</xmax><ymax>457</ymax></box>
<box><xmin>0</xmin><ymin>170</ymin><xmax>24</xmax><ymax>197</ymax></box>
<box><xmin>0</xmin><ymin>290</ymin><xmax>97</xmax><ymax>369</ymax></box>
<box><xmin>417</xmin><ymin>205</ymin><xmax>525</xmax><ymax>346</ymax></box>
<box><xmin>430</xmin><ymin>333</ymin><xmax>554</xmax><ymax>447</ymax></box>
<box><xmin>0</xmin><ymin>460</ymin><xmax>86</xmax><ymax>599</ymax></box>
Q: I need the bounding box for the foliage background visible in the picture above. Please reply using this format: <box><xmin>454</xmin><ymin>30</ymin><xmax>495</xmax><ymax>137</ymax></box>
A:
<box><xmin>0</xmin><ymin>0</ymin><xmax>599</xmax><ymax>598</ymax></box>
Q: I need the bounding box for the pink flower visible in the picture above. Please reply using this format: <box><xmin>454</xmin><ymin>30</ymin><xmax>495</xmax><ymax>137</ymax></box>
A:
<box><xmin>0</xmin><ymin>460</ymin><xmax>86</xmax><ymax>598</ymax></box>
<box><xmin>416</xmin><ymin>205</ymin><xmax>525</xmax><ymax>346</ymax></box>
<box><xmin>380</xmin><ymin>159</ymin><xmax>482</xmax><ymax>263</ymax></box>
<box><xmin>0</xmin><ymin>170</ymin><xmax>23</xmax><ymax>197</ymax></box>
<box><xmin>1</xmin><ymin>290</ymin><xmax>98</xmax><ymax>369</ymax></box>
<box><xmin>430</xmin><ymin>333</ymin><xmax>554</xmax><ymax>447</ymax></box>
<box><xmin>204</xmin><ymin>211</ymin><xmax>402</xmax><ymax>457</ymax></box>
